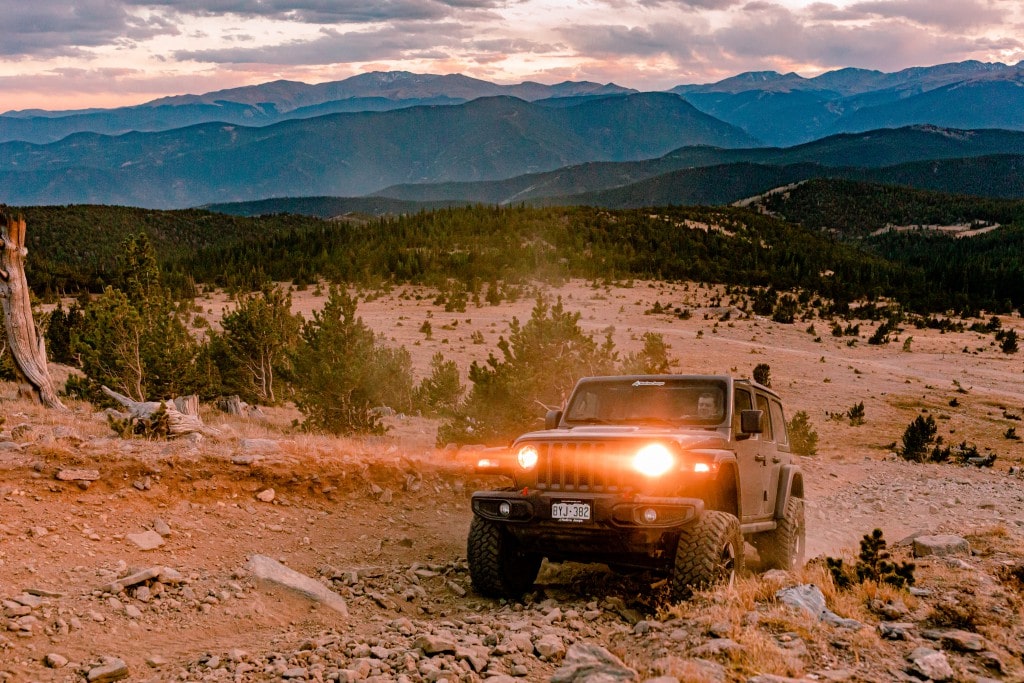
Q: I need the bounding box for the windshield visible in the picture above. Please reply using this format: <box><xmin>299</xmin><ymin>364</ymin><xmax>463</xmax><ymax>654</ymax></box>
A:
<box><xmin>563</xmin><ymin>377</ymin><xmax>728</xmax><ymax>427</ymax></box>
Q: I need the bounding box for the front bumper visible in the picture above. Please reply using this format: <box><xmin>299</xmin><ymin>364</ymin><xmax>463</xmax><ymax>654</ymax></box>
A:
<box><xmin>471</xmin><ymin>489</ymin><xmax>704</xmax><ymax>566</ymax></box>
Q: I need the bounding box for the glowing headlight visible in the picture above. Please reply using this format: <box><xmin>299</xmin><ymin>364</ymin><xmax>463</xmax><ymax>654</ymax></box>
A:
<box><xmin>633</xmin><ymin>443</ymin><xmax>675</xmax><ymax>477</ymax></box>
<box><xmin>517</xmin><ymin>445</ymin><xmax>539</xmax><ymax>470</ymax></box>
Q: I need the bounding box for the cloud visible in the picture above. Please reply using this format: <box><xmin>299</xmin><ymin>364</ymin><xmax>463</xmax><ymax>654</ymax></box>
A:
<box><xmin>0</xmin><ymin>1</ymin><xmax>178</xmax><ymax>57</ymax></box>
<box><xmin>175</xmin><ymin>24</ymin><xmax>468</xmax><ymax>64</ymax></box>
<box><xmin>125</xmin><ymin>0</ymin><xmax>503</xmax><ymax>23</ymax></box>
<box><xmin>846</xmin><ymin>0</ymin><xmax>1006</xmax><ymax>31</ymax></box>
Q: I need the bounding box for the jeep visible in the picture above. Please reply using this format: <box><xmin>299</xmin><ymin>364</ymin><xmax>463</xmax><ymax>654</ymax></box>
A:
<box><xmin>467</xmin><ymin>374</ymin><xmax>805</xmax><ymax>599</ymax></box>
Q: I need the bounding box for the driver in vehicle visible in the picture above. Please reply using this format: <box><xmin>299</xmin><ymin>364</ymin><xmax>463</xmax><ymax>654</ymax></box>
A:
<box><xmin>696</xmin><ymin>392</ymin><xmax>721</xmax><ymax>419</ymax></box>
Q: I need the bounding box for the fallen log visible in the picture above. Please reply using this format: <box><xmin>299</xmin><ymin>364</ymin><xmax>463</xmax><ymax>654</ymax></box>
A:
<box><xmin>101</xmin><ymin>385</ymin><xmax>220</xmax><ymax>438</ymax></box>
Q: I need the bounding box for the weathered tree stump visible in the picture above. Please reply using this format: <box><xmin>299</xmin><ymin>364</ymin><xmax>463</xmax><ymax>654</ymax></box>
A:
<box><xmin>0</xmin><ymin>210</ymin><xmax>66</xmax><ymax>410</ymax></box>
<box><xmin>217</xmin><ymin>394</ymin><xmax>266</xmax><ymax>419</ymax></box>
<box><xmin>102</xmin><ymin>385</ymin><xmax>220</xmax><ymax>438</ymax></box>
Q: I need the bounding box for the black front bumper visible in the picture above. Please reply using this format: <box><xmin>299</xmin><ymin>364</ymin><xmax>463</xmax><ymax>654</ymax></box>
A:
<box><xmin>471</xmin><ymin>489</ymin><xmax>704</xmax><ymax>567</ymax></box>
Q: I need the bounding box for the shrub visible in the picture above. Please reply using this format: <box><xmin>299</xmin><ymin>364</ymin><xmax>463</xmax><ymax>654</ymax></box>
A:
<box><xmin>414</xmin><ymin>353</ymin><xmax>464</xmax><ymax>417</ymax></box>
<box><xmin>899</xmin><ymin>414</ymin><xmax>937</xmax><ymax>462</ymax></box>
<box><xmin>753</xmin><ymin>363</ymin><xmax>771</xmax><ymax>387</ymax></box>
<box><xmin>438</xmin><ymin>296</ymin><xmax>615</xmax><ymax>445</ymax></box>
<box><xmin>846</xmin><ymin>401</ymin><xmax>865</xmax><ymax>426</ymax></box>
<box><xmin>771</xmin><ymin>295</ymin><xmax>798</xmax><ymax>324</ymax></box>
<box><xmin>787</xmin><ymin>411</ymin><xmax>818</xmax><ymax>456</ymax></box>
<box><xmin>620</xmin><ymin>332</ymin><xmax>676</xmax><ymax>374</ymax></box>
<box><xmin>291</xmin><ymin>287</ymin><xmax>414</xmax><ymax>435</ymax></box>
<box><xmin>826</xmin><ymin>529</ymin><xmax>915</xmax><ymax>590</ymax></box>
<box><xmin>997</xmin><ymin>329</ymin><xmax>1019</xmax><ymax>354</ymax></box>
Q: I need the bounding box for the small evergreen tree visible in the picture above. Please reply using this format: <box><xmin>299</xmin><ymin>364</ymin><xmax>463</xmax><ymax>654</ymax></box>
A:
<box><xmin>414</xmin><ymin>353</ymin><xmax>464</xmax><ymax>417</ymax></box>
<box><xmin>900</xmin><ymin>414</ymin><xmax>937</xmax><ymax>462</ymax></box>
<box><xmin>219</xmin><ymin>285</ymin><xmax>302</xmax><ymax>404</ymax></box>
<box><xmin>619</xmin><ymin>332</ymin><xmax>675</xmax><ymax>374</ymax></box>
<box><xmin>787</xmin><ymin>411</ymin><xmax>819</xmax><ymax>456</ymax></box>
<box><xmin>753</xmin><ymin>363</ymin><xmax>771</xmax><ymax>387</ymax></box>
<box><xmin>438</xmin><ymin>296</ymin><xmax>616</xmax><ymax>445</ymax></box>
<box><xmin>290</xmin><ymin>287</ymin><xmax>413</xmax><ymax>435</ymax></box>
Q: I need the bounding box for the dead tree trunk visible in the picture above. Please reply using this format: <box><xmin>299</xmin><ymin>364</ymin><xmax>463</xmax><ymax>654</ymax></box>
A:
<box><xmin>102</xmin><ymin>385</ymin><xmax>219</xmax><ymax>438</ymax></box>
<box><xmin>0</xmin><ymin>210</ymin><xmax>67</xmax><ymax>410</ymax></box>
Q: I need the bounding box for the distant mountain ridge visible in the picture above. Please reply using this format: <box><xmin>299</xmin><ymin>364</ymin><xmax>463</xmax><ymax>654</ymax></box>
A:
<box><xmin>0</xmin><ymin>93</ymin><xmax>752</xmax><ymax>209</ymax></box>
<box><xmin>0</xmin><ymin>72</ymin><xmax>635</xmax><ymax>144</ymax></box>
<box><xmin>672</xmin><ymin>60</ymin><xmax>1024</xmax><ymax>145</ymax></box>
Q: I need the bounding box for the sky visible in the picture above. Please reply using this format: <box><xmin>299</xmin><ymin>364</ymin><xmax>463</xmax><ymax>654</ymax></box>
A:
<box><xmin>1</xmin><ymin>0</ymin><xmax>1022</xmax><ymax>112</ymax></box>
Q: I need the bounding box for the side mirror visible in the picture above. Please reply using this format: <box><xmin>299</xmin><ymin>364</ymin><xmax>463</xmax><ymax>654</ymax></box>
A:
<box><xmin>545</xmin><ymin>410</ymin><xmax>563</xmax><ymax>430</ymax></box>
<box><xmin>740</xmin><ymin>409</ymin><xmax>764</xmax><ymax>435</ymax></box>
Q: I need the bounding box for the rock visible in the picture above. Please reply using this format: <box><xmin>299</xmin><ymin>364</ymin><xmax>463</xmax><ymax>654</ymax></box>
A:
<box><xmin>256</xmin><ymin>488</ymin><xmax>276</xmax><ymax>503</ymax></box>
<box><xmin>245</xmin><ymin>554</ymin><xmax>348</xmax><ymax>617</ymax></box>
<box><xmin>414</xmin><ymin>633</ymin><xmax>457</xmax><ymax>655</ymax></box>
<box><xmin>56</xmin><ymin>468</ymin><xmax>100</xmax><ymax>481</ymax></box>
<box><xmin>689</xmin><ymin>638</ymin><xmax>743</xmax><ymax>658</ymax></box>
<box><xmin>878</xmin><ymin>622</ymin><xmax>915</xmax><ymax>640</ymax></box>
<box><xmin>550</xmin><ymin>642</ymin><xmax>637</xmax><ymax>683</ymax></box>
<box><xmin>775</xmin><ymin>584</ymin><xmax>862</xmax><ymax>629</ymax></box>
<box><xmin>921</xmin><ymin>628</ymin><xmax>986</xmax><ymax>652</ymax></box>
<box><xmin>912</xmin><ymin>534</ymin><xmax>970</xmax><ymax>558</ymax></box>
<box><xmin>44</xmin><ymin>653</ymin><xmax>68</xmax><ymax>668</ymax></box>
<box><xmin>241</xmin><ymin>438</ymin><xmax>280</xmax><ymax>453</ymax></box>
<box><xmin>906</xmin><ymin>647</ymin><xmax>953</xmax><ymax>682</ymax></box>
<box><xmin>87</xmin><ymin>658</ymin><xmax>129</xmax><ymax>682</ymax></box>
<box><xmin>126</xmin><ymin>530</ymin><xmax>165</xmax><ymax>551</ymax></box>
<box><xmin>102</xmin><ymin>566</ymin><xmax>162</xmax><ymax>593</ymax></box>
<box><xmin>145</xmin><ymin>655</ymin><xmax>167</xmax><ymax>668</ymax></box>
<box><xmin>534</xmin><ymin>633</ymin><xmax>566</xmax><ymax>660</ymax></box>
<box><xmin>153</xmin><ymin>517</ymin><xmax>171</xmax><ymax>537</ymax></box>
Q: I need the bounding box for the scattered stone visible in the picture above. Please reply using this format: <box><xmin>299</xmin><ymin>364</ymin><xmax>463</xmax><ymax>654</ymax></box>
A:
<box><xmin>87</xmin><ymin>657</ymin><xmax>129</xmax><ymax>682</ymax></box>
<box><xmin>414</xmin><ymin>633</ymin><xmax>457</xmax><ymax>655</ymax></box>
<box><xmin>241</xmin><ymin>438</ymin><xmax>280</xmax><ymax>453</ymax></box>
<box><xmin>146</xmin><ymin>655</ymin><xmax>167</xmax><ymax>668</ymax></box>
<box><xmin>534</xmin><ymin>633</ymin><xmax>566</xmax><ymax>661</ymax></box>
<box><xmin>56</xmin><ymin>468</ymin><xmax>100</xmax><ymax>482</ymax></box>
<box><xmin>153</xmin><ymin>517</ymin><xmax>171</xmax><ymax>537</ymax></box>
<box><xmin>126</xmin><ymin>530</ymin><xmax>165</xmax><ymax>551</ymax></box>
<box><xmin>44</xmin><ymin>653</ymin><xmax>68</xmax><ymax>668</ymax></box>
<box><xmin>550</xmin><ymin>642</ymin><xmax>637</xmax><ymax>683</ymax></box>
<box><xmin>906</xmin><ymin>647</ymin><xmax>953</xmax><ymax>682</ymax></box>
<box><xmin>245</xmin><ymin>554</ymin><xmax>348</xmax><ymax>617</ymax></box>
<box><xmin>776</xmin><ymin>584</ymin><xmax>863</xmax><ymax>629</ymax></box>
<box><xmin>921</xmin><ymin>628</ymin><xmax>986</xmax><ymax>652</ymax></box>
<box><xmin>256</xmin><ymin>488</ymin><xmax>276</xmax><ymax>503</ymax></box>
<box><xmin>912</xmin><ymin>534</ymin><xmax>970</xmax><ymax>558</ymax></box>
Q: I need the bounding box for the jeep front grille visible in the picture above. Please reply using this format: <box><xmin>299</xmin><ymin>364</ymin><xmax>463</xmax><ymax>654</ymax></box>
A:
<box><xmin>534</xmin><ymin>441</ymin><xmax>636</xmax><ymax>492</ymax></box>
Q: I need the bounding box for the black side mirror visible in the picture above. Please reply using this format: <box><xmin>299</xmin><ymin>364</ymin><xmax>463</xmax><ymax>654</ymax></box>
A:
<box><xmin>545</xmin><ymin>410</ymin><xmax>563</xmax><ymax>430</ymax></box>
<box><xmin>740</xmin><ymin>409</ymin><xmax>764</xmax><ymax>434</ymax></box>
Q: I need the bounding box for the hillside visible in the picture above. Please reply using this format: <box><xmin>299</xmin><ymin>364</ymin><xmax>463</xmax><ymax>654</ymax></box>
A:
<box><xmin>0</xmin><ymin>94</ymin><xmax>753</xmax><ymax>209</ymax></box>
<box><xmin>2</xmin><ymin>278</ymin><xmax>1024</xmax><ymax>682</ymax></box>
<box><xmin>368</xmin><ymin>128</ymin><xmax>1024</xmax><ymax>206</ymax></box>
<box><xmin>15</xmin><ymin>202</ymin><xmax>1024</xmax><ymax>315</ymax></box>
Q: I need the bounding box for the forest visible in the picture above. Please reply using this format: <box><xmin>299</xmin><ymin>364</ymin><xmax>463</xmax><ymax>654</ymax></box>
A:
<box><xmin>13</xmin><ymin>188</ymin><xmax>1024</xmax><ymax>315</ymax></box>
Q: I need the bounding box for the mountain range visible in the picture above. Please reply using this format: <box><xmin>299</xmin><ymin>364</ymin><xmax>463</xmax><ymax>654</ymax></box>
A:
<box><xmin>2</xmin><ymin>61</ymin><xmax>1024</xmax><ymax>210</ymax></box>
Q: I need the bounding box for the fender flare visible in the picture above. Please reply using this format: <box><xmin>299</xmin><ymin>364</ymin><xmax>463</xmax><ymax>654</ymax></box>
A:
<box><xmin>772</xmin><ymin>465</ymin><xmax>804</xmax><ymax>519</ymax></box>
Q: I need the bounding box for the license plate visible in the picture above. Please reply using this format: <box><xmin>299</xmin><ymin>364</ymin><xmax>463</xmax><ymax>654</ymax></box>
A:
<box><xmin>551</xmin><ymin>500</ymin><xmax>591</xmax><ymax>522</ymax></box>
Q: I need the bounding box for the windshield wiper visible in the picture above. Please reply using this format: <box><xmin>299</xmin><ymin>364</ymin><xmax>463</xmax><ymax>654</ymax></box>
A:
<box><xmin>569</xmin><ymin>417</ymin><xmax>613</xmax><ymax>425</ymax></box>
<box><xmin>618</xmin><ymin>417</ymin><xmax>678</xmax><ymax>426</ymax></box>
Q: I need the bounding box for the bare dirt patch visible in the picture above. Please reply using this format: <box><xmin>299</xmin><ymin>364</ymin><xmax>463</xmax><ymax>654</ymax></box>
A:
<box><xmin>3</xmin><ymin>279</ymin><xmax>1023</xmax><ymax>681</ymax></box>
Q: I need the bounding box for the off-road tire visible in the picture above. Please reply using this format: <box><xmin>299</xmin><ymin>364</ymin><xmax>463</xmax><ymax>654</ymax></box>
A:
<box><xmin>757</xmin><ymin>496</ymin><xmax>806</xmax><ymax>570</ymax></box>
<box><xmin>467</xmin><ymin>516</ymin><xmax>542</xmax><ymax>598</ymax></box>
<box><xmin>670</xmin><ymin>510</ymin><xmax>742</xmax><ymax>600</ymax></box>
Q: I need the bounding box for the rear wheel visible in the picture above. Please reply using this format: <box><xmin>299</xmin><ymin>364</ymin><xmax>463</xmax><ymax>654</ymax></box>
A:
<box><xmin>757</xmin><ymin>497</ymin><xmax>805</xmax><ymax>570</ymax></box>
<box><xmin>670</xmin><ymin>511</ymin><xmax>742</xmax><ymax>600</ymax></box>
<box><xmin>467</xmin><ymin>516</ymin><xmax>542</xmax><ymax>598</ymax></box>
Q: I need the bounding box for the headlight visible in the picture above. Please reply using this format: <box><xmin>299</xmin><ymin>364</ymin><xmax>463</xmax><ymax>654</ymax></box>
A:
<box><xmin>517</xmin><ymin>445</ymin><xmax>539</xmax><ymax>470</ymax></box>
<box><xmin>633</xmin><ymin>443</ymin><xmax>675</xmax><ymax>477</ymax></box>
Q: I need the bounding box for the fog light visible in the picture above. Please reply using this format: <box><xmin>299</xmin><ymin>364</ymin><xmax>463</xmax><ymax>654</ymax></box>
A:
<box><xmin>642</xmin><ymin>507</ymin><xmax>658</xmax><ymax>523</ymax></box>
<box><xmin>498</xmin><ymin>501</ymin><xmax>512</xmax><ymax>517</ymax></box>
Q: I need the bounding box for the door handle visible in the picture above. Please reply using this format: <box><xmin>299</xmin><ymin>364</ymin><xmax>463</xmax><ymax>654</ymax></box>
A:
<box><xmin>754</xmin><ymin>454</ymin><xmax>766</xmax><ymax>463</ymax></box>
<box><xmin>772</xmin><ymin>456</ymin><xmax>781</xmax><ymax>463</ymax></box>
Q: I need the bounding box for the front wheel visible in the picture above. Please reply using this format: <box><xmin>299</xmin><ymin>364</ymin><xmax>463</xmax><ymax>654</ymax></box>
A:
<box><xmin>757</xmin><ymin>496</ymin><xmax>806</xmax><ymax>571</ymax></box>
<box><xmin>670</xmin><ymin>510</ymin><xmax>742</xmax><ymax>600</ymax></box>
<box><xmin>467</xmin><ymin>516</ymin><xmax>542</xmax><ymax>599</ymax></box>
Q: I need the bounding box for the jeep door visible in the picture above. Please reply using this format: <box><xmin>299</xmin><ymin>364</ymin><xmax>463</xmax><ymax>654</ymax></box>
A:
<box><xmin>733</xmin><ymin>387</ymin><xmax>772</xmax><ymax>521</ymax></box>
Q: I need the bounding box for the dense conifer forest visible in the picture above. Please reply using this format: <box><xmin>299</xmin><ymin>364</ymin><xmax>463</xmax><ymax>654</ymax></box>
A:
<box><xmin>12</xmin><ymin>187</ymin><xmax>1024</xmax><ymax>314</ymax></box>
